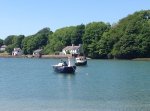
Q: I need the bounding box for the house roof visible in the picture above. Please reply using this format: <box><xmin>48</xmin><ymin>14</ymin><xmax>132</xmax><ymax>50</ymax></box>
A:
<box><xmin>1</xmin><ymin>45</ymin><xmax>7</xmax><ymax>48</ymax></box>
<box><xmin>14</xmin><ymin>48</ymin><xmax>22</xmax><ymax>51</ymax></box>
<box><xmin>33</xmin><ymin>49</ymin><xmax>42</xmax><ymax>53</ymax></box>
<box><xmin>63</xmin><ymin>46</ymin><xmax>80</xmax><ymax>50</ymax></box>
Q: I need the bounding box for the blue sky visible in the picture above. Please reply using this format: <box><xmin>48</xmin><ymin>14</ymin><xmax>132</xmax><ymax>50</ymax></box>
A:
<box><xmin>0</xmin><ymin>0</ymin><xmax>150</xmax><ymax>39</ymax></box>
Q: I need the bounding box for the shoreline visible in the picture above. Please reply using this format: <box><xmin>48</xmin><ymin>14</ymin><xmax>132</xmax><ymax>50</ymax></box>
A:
<box><xmin>0</xmin><ymin>54</ymin><xmax>69</xmax><ymax>59</ymax></box>
<box><xmin>132</xmin><ymin>58</ymin><xmax>150</xmax><ymax>61</ymax></box>
<box><xmin>0</xmin><ymin>54</ymin><xmax>150</xmax><ymax>61</ymax></box>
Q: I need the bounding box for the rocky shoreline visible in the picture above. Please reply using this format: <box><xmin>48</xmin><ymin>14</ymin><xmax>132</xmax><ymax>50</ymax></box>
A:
<box><xmin>132</xmin><ymin>58</ymin><xmax>150</xmax><ymax>61</ymax></box>
<box><xmin>0</xmin><ymin>54</ymin><xmax>150</xmax><ymax>60</ymax></box>
<box><xmin>0</xmin><ymin>54</ymin><xmax>69</xmax><ymax>59</ymax></box>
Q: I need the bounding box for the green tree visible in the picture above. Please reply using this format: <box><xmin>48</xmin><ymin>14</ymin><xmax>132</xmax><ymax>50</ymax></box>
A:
<box><xmin>4</xmin><ymin>35</ymin><xmax>15</xmax><ymax>45</ymax></box>
<box><xmin>0</xmin><ymin>39</ymin><xmax>3</xmax><ymax>47</ymax></box>
<box><xmin>45</xmin><ymin>26</ymin><xmax>77</xmax><ymax>54</ymax></box>
<box><xmin>22</xmin><ymin>27</ymin><xmax>53</xmax><ymax>54</ymax></box>
<box><xmin>71</xmin><ymin>24</ymin><xmax>85</xmax><ymax>45</ymax></box>
<box><xmin>111</xmin><ymin>10</ymin><xmax>150</xmax><ymax>59</ymax></box>
<box><xmin>82</xmin><ymin>22</ymin><xmax>110</xmax><ymax>58</ymax></box>
<box><xmin>5</xmin><ymin>44</ymin><xmax>15</xmax><ymax>54</ymax></box>
<box><xmin>22</xmin><ymin>37</ymin><xmax>30</xmax><ymax>54</ymax></box>
<box><xmin>112</xmin><ymin>35</ymin><xmax>140</xmax><ymax>59</ymax></box>
<box><xmin>13</xmin><ymin>35</ymin><xmax>25</xmax><ymax>48</ymax></box>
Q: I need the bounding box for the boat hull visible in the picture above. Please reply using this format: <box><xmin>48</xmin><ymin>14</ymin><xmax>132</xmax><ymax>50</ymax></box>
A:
<box><xmin>53</xmin><ymin>66</ymin><xmax>76</xmax><ymax>73</ymax></box>
<box><xmin>75</xmin><ymin>61</ymin><xmax>87</xmax><ymax>66</ymax></box>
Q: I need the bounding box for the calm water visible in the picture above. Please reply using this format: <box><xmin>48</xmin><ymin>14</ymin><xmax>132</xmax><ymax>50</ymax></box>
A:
<box><xmin>0</xmin><ymin>58</ymin><xmax>150</xmax><ymax>111</ymax></box>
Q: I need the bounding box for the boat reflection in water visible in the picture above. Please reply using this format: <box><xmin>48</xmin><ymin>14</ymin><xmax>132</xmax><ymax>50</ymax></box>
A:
<box><xmin>52</xmin><ymin>58</ymin><xmax>76</xmax><ymax>74</ymax></box>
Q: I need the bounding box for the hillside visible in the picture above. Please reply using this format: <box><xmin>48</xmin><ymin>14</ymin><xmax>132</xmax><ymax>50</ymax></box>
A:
<box><xmin>1</xmin><ymin>10</ymin><xmax>150</xmax><ymax>59</ymax></box>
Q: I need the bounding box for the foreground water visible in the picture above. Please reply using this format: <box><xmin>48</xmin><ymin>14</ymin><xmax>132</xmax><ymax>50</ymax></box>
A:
<box><xmin>0</xmin><ymin>58</ymin><xmax>150</xmax><ymax>111</ymax></box>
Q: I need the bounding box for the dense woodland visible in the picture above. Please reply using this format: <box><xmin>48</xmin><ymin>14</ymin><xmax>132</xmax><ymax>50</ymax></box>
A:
<box><xmin>0</xmin><ymin>10</ymin><xmax>150</xmax><ymax>59</ymax></box>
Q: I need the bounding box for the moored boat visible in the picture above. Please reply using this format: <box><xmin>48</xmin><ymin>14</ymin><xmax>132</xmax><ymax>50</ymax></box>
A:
<box><xmin>52</xmin><ymin>58</ymin><xmax>76</xmax><ymax>73</ymax></box>
<box><xmin>75</xmin><ymin>56</ymin><xmax>87</xmax><ymax>66</ymax></box>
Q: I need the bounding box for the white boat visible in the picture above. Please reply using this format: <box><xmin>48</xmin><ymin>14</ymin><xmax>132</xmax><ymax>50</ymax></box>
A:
<box><xmin>75</xmin><ymin>56</ymin><xmax>87</xmax><ymax>66</ymax></box>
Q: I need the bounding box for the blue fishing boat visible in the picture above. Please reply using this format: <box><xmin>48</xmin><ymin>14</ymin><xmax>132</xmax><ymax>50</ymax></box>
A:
<box><xmin>52</xmin><ymin>58</ymin><xmax>76</xmax><ymax>73</ymax></box>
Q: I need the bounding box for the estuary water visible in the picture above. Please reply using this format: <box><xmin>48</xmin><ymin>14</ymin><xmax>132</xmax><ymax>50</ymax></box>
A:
<box><xmin>0</xmin><ymin>58</ymin><xmax>150</xmax><ymax>111</ymax></box>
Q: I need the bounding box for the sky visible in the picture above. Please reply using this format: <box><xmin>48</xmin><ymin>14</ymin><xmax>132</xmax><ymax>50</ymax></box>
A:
<box><xmin>0</xmin><ymin>0</ymin><xmax>150</xmax><ymax>39</ymax></box>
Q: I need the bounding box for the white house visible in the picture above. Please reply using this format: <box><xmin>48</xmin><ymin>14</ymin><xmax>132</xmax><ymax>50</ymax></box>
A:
<box><xmin>33</xmin><ymin>49</ymin><xmax>42</xmax><ymax>58</ymax></box>
<box><xmin>62</xmin><ymin>44</ymin><xmax>83</xmax><ymax>55</ymax></box>
<box><xmin>0</xmin><ymin>45</ymin><xmax>7</xmax><ymax>51</ymax></box>
<box><xmin>12</xmin><ymin>48</ymin><xmax>23</xmax><ymax>56</ymax></box>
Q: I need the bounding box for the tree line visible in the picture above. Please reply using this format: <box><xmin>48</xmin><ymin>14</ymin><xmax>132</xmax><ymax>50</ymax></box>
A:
<box><xmin>0</xmin><ymin>10</ymin><xmax>150</xmax><ymax>59</ymax></box>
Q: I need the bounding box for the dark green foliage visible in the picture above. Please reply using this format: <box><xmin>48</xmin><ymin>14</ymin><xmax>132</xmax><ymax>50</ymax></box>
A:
<box><xmin>13</xmin><ymin>35</ymin><xmax>25</xmax><ymax>48</ymax></box>
<box><xmin>110</xmin><ymin>10</ymin><xmax>150</xmax><ymax>59</ymax></box>
<box><xmin>0</xmin><ymin>39</ymin><xmax>3</xmax><ymax>47</ymax></box>
<box><xmin>82</xmin><ymin>22</ymin><xmax>111</xmax><ymax>58</ymax></box>
<box><xmin>95</xmin><ymin>10</ymin><xmax>150</xmax><ymax>59</ymax></box>
<box><xmin>6</xmin><ymin>44</ymin><xmax>15</xmax><ymax>54</ymax></box>
<box><xmin>112</xmin><ymin>35</ymin><xmax>141</xmax><ymax>59</ymax></box>
<box><xmin>3</xmin><ymin>35</ymin><xmax>25</xmax><ymax>54</ymax></box>
<box><xmin>43</xmin><ymin>25</ymin><xmax>84</xmax><ymax>54</ymax></box>
<box><xmin>22</xmin><ymin>28</ymin><xmax>53</xmax><ymax>54</ymax></box>
<box><xmin>98</xmin><ymin>23</ymin><xmax>124</xmax><ymax>58</ymax></box>
<box><xmin>44</xmin><ymin>24</ymin><xmax>85</xmax><ymax>54</ymax></box>
<box><xmin>4</xmin><ymin>35</ymin><xmax>15</xmax><ymax>45</ymax></box>
<box><xmin>71</xmin><ymin>24</ymin><xmax>85</xmax><ymax>45</ymax></box>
